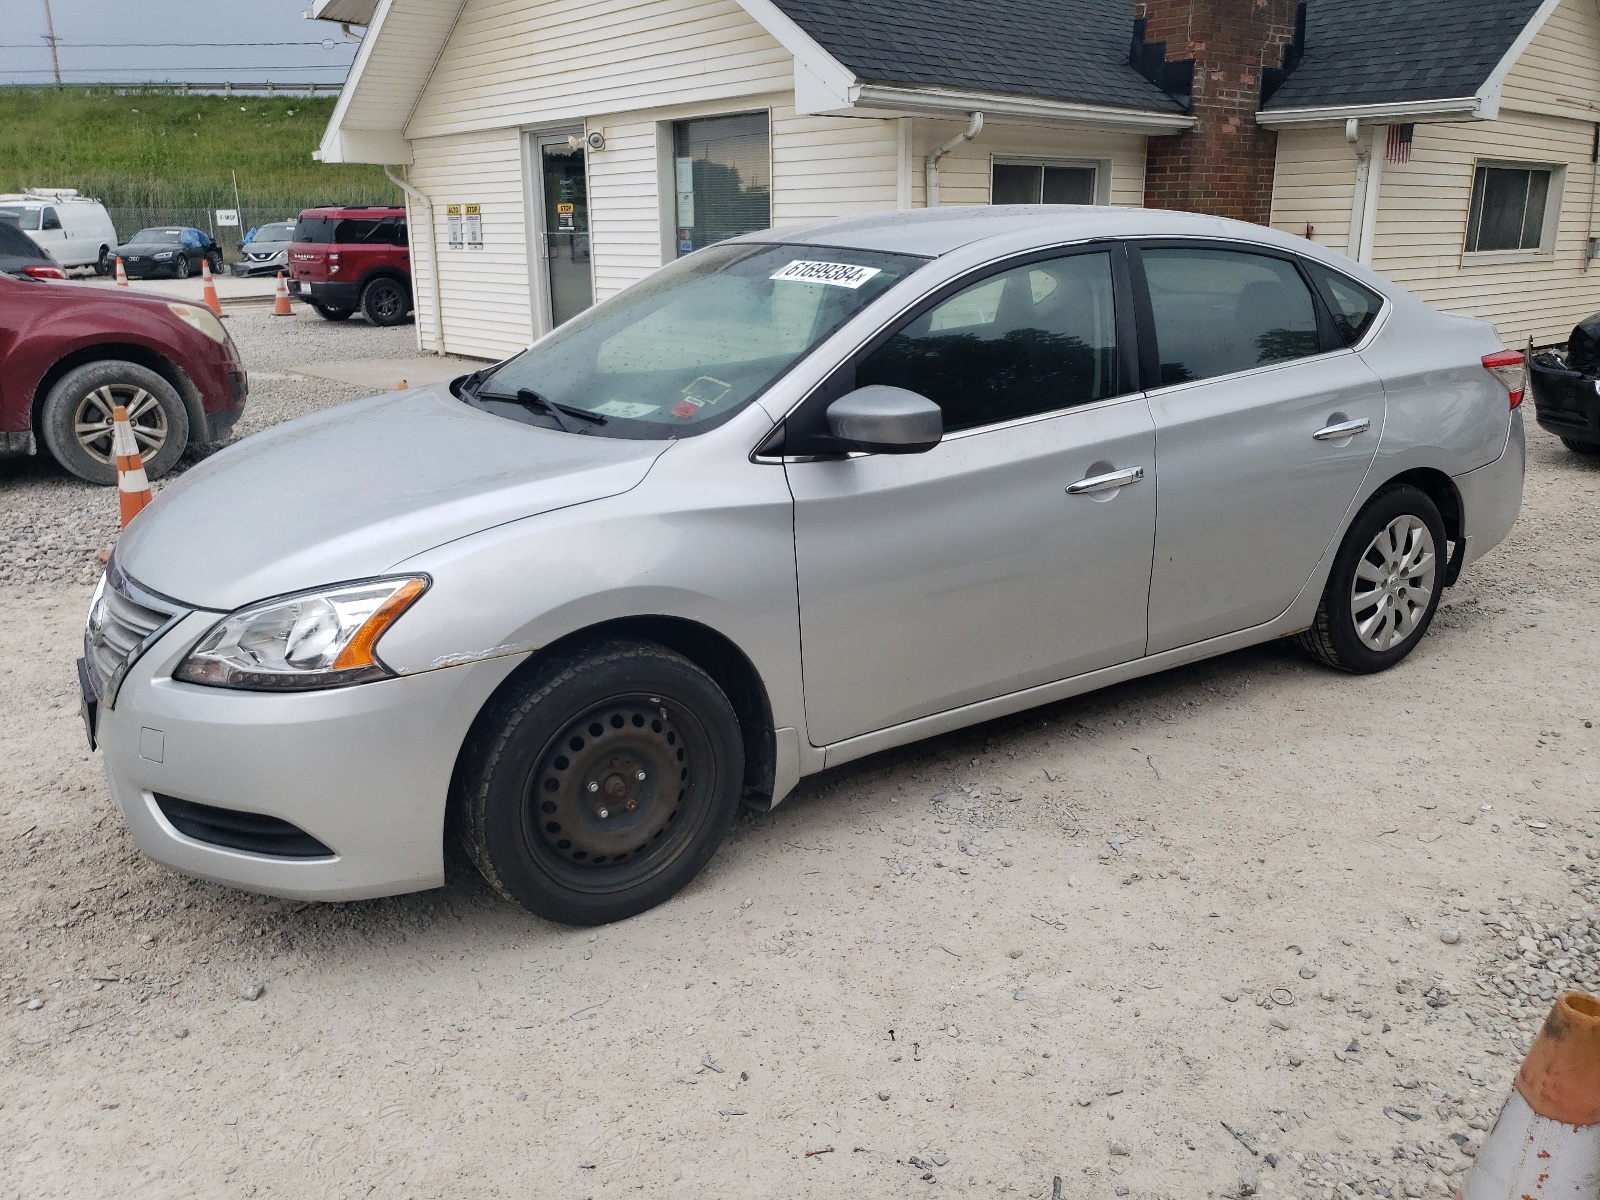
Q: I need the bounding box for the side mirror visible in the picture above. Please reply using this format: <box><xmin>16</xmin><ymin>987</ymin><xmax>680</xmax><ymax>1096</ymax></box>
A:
<box><xmin>825</xmin><ymin>385</ymin><xmax>942</xmax><ymax>454</ymax></box>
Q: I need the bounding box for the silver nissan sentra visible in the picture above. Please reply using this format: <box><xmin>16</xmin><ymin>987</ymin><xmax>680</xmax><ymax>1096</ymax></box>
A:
<box><xmin>81</xmin><ymin>207</ymin><xmax>1526</xmax><ymax>925</ymax></box>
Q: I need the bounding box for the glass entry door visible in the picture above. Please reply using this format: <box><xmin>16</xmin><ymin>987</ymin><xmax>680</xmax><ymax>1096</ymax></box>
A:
<box><xmin>537</xmin><ymin>135</ymin><xmax>593</xmax><ymax>328</ymax></box>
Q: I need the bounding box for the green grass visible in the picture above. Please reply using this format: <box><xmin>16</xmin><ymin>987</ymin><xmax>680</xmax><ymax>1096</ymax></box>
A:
<box><xmin>0</xmin><ymin>87</ymin><xmax>398</xmax><ymax>212</ymax></box>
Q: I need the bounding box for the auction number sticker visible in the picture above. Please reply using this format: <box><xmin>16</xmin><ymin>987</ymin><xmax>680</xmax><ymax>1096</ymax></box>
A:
<box><xmin>770</xmin><ymin>260</ymin><xmax>882</xmax><ymax>288</ymax></box>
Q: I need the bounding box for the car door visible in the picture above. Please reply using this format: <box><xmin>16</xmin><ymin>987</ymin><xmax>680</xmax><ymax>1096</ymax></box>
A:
<box><xmin>1132</xmin><ymin>242</ymin><xmax>1387</xmax><ymax>654</ymax></box>
<box><xmin>785</xmin><ymin>245</ymin><xmax>1157</xmax><ymax>747</ymax></box>
<box><xmin>37</xmin><ymin>207</ymin><xmax>68</xmax><ymax>260</ymax></box>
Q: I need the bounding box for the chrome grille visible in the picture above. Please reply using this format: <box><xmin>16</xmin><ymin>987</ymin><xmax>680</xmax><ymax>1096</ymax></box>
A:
<box><xmin>84</xmin><ymin>564</ymin><xmax>187</xmax><ymax>705</ymax></box>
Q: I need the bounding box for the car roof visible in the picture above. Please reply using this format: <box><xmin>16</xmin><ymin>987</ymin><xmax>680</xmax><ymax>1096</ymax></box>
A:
<box><xmin>298</xmin><ymin>206</ymin><xmax>405</xmax><ymax>217</ymax></box>
<box><xmin>745</xmin><ymin>205</ymin><xmax>1320</xmax><ymax>260</ymax></box>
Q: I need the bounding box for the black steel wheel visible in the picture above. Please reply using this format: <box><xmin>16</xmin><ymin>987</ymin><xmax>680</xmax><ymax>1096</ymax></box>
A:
<box><xmin>361</xmin><ymin>276</ymin><xmax>411</xmax><ymax>326</ymax></box>
<box><xmin>456</xmin><ymin>640</ymin><xmax>744</xmax><ymax>925</ymax></box>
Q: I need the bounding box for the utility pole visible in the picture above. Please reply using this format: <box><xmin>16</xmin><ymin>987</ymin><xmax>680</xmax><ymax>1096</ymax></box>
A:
<box><xmin>41</xmin><ymin>0</ymin><xmax>61</xmax><ymax>86</ymax></box>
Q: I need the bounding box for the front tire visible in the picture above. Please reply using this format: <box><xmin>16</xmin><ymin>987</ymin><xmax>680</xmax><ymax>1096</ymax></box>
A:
<box><xmin>95</xmin><ymin>246</ymin><xmax>113</xmax><ymax>276</ymax></box>
<box><xmin>172</xmin><ymin>255</ymin><xmax>190</xmax><ymax>280</ymax></box>
<box><xmin>312</xmin><ymin>303</ymin><xmax>355</xmax><ymax>321</ymax></box>
<box><xmin>456</xmin><ymin>640</ymin><xmax>745</xmax><ymax>926</ymax></box>
<box><xmin>361</xmin><ymin>276</ymin><xmax>411</xmax><ymax>326</ymax></box>
<box><xmin>40</xmin><ymin>360</ymin><xmax>190</xmax><ymax>485</ymax></box>
<box><xmin>1295</xmin><ymin>485</ymin><xmax>1448</xmax><ymax>674</ymax></box>
<box><xmin>1561</xmin><ymin>436</ymin><xmax>1600</xmax><ymax>457</ymax></box>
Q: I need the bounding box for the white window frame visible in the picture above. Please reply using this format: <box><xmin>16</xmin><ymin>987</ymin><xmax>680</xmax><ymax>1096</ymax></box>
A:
<box><xmin>1462</xmin><ymin>158</ymin><xmax>1566</xmax><ymax>264</ymax></box>
<box><xmin>989</xmin><ymin>157</ymin><xmax>1111</xmax><ymax>206</ymax></box>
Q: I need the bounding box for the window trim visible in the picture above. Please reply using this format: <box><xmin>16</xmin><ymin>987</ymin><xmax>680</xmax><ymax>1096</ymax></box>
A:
<box><xmin>1125</xmin><ymin>238</ymin><xmax>1349</xmax><ymax>396</ymax></box>
<box><xmin>770</xmin><ymin>240</ymin><xmax>1140</xmax><ymax>458</ymax></box>
<box><xmin>1462</xmin><ymin>159</ymin><xmax>1565</xmax><ymax>261</ymax></box>
<box><xmin>1303</xmin><ymin>261</ymin><xmax>1392</xmax><ymax>352</ymax></box>
<box><xmin>990</xmin><ymin>156</ymin><xmax>1110</xmax><ymax>206</ymax></box>
<box><xmin>658</xmin><ymin>107</ymin><xmax>775</xmax><ymax>265</ymax></box>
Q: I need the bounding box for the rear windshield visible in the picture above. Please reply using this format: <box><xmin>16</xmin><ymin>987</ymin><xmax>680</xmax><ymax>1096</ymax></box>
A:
<box><xmin>0</xmin><ymin>205</ymin><xmax>40</xmax><ymax>230</ymax></box>
<box><xmin>0</xmin><ymin>220</ymin><xmax>46</xmax><ymax>260</ymax></box>
<box><xmin>293</xmin><ymin>216</ymin><xmax>405</xmax><ymax>245</ymax></box>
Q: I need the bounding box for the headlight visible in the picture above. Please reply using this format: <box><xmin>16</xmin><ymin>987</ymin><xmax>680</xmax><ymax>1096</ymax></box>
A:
<box><xmin>154</xmin><ymin>251</ymin><xmax>175</xmax><ymax>260</ymax></box>
<box><xmin>166</xmin><ymin>303</ymin><xmax>227</xmax><ymax>344</ymax></box>
<box><xmin>174</xmin><ymin>577</ymin><xmax>428</xmax><ymax>691</ymax></box>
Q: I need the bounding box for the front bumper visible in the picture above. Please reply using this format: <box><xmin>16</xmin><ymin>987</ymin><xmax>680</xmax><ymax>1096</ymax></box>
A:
<box><xmin>1454</xmin><ymin>409</ymin><xmax>1526</xmax><ymax>569</ymax></box>
<box><xmin>98</xmin><ymin>608</ymin><xmax>525</xmax><ymax>901</ymax></box>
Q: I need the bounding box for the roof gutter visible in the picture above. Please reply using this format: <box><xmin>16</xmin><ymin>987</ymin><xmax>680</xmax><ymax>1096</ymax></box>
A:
<box><xmin>1257</xmin><ymin>96</ymin><xmax>1484</xmax><ymax>128</ymax></box>
<box><xmin>926</xmin><ymin>112</ymin><xmax>984</xmax><ymax>208</ymax></box>
<box><xmin>852</xmin><ymin>83</ymin><xmax>1195</xmax><ymax>134</ymax></box>
<box><xmin>383</xmin><ymin>165</ymin><xmax>446</xmax><ymax>355</ymax></box>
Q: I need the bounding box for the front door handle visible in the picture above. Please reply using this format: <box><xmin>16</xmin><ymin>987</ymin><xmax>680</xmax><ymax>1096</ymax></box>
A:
<box><xmin>1313</xmin><ymin>417</ymin><xmax>1372</xmax><ymax>442</ymax></box>
<box><xmin>1066</xmin><ymin>466</ymin><xmax>1145</xmax><ymax>495</ymax></box>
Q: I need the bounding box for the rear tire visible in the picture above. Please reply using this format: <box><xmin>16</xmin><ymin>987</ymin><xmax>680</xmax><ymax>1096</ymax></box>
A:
<box><xmin>313</xmin><ymin>303</ymin><xmax>355</xmax><ymax>322</ymax></box>
<box><xmin>94</xmin><ymin>246</ymin><xmax>112</xmax><ymax>276</ymax></box>
<box><xmin>40</xmin><ymin>360</ymin><xmax>190</xmax><ymax>486</ymax></box>
<box><xmin>361</xmin><ymin>276</ymin><xmax>411</xmax><ymax>326</ymax></box>
<box><xmin>207</xmin><ymin>250</ymin><xmax>224</xmax><ymax>274</ymax></box>
<box><xmin>1295</xmin><ymin>484</ymin><xmax>1448</xmax><ymax>674</ymax></box>
<box><xmin>455</xmin><ymin>639</ymin><xmax>744</xmax><ymax>926</ymax></box>
<box><xmin>1561</xmin><ymin>436</ymin><xmax>1600</xmax><ymax>456</ymax></box>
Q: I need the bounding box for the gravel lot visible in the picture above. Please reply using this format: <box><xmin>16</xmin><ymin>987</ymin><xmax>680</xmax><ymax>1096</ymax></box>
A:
<box><xmin>2</xmin><ymin>311</ymin><xmax>1598</xmax><ymax>1199</ymax></box>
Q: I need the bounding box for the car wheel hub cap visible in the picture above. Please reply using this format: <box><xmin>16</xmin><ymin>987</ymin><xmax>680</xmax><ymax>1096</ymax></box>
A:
<box><xmin>530</xmin><ymin>702</ymin><xmax>687</xmax><ymax>867</ymax></box>
<box><xmin>1350</xmin><ymin>514</ymin><xmax>1437</xmax><ymax>652</ymax></box>
<box><xmin>73</xmin><ymin>385</ymin><xmax>167</xmax><ymax>465</ymax></box>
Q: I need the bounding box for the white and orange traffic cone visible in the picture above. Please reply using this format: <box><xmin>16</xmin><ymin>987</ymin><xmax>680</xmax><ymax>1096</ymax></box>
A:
<box><xmin>201</xmin><ymin>258</ymin><xmax>223</xmax><ymax>317</ymax></box>
<box><xmin>114</xmin><ymin>256</ymin><xmax>128</xmax><ymax>287</ymax></box>
<box><xmin>1459</xmin><ymin>991</ymin><xmax>1600</xmax><ymax>1198</ymax></box>
<box><xmin>272</xmin><ymin>271</ymin><xmax>293</xmax><ymax>316</ymax></box>
<box><xmin>110</xmin><ymin>404</ymin><xmax>153</xmax><ymax>528</ymax></box>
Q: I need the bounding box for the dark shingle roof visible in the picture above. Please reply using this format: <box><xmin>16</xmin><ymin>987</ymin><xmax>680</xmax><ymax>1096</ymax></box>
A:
<box><xmin>1265</xmin><ymin>0</ymin><xmax>1544</xmax><ymax>110</ymax></box>
<box><xmin>769</xmin><ymin>0</ymin><xmax>1185</xmax><ymax>112</ymax></box>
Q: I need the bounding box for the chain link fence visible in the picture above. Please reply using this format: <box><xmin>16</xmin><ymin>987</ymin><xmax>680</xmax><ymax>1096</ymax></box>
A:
<box><xmin>105</xmin><ymin>206</ymin><xmax>311</xmax><ymax>264</ymax></box>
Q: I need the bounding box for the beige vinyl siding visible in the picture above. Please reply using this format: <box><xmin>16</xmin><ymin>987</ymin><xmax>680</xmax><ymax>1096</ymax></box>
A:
<box><xmin>771</xmin><ymin>105</ymin><xmax>901</xmax><ymax>225</ymax></box>
<box><xmin>587</xmin><ymin>117</ymin><xmax>665</xmax><ymax>301</ymax></box>
<box><xmin>406</xmin><ymin>129</ymin><xmax>534</xmax><ymax>360</ymax></box>
<box><xmin>406</xmin><ymin>0</ymin><xmax>790</xmax><ymax>140</ymax></box>
<box><xmin>905</xmin><ymin>118</ymin><xmax>1147</xmax><ymax>208</ymax></box>
<box><xmin>1268</xmin><ymin>124</ymin><xmax>1359</xmax><ymax>252</ymax></box>
<box><xmin>1499</xmin><ymin>0</ymin><xmax>1600</xmax><ymax>120</ymax></box>
<box><xmin>1368</xmin><ymin>112</ymin><xmax>1600</xmax><ymax>345</ymax></box>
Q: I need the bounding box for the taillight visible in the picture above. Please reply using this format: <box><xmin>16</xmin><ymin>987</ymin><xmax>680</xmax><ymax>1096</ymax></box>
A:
<box><xmin>328</xmin><ymin>252</ymin><xmax>340</xmax><ymax>275</ymax></box>
<box><xmin>1482</xmin><ymin>349</ymin><xmax>1527</xmax><ymax>409</ymax></box>
<box><xmin>22</xmin><ymin>264</ymin><xmax>66</xmax><ymax>280</ymax></box>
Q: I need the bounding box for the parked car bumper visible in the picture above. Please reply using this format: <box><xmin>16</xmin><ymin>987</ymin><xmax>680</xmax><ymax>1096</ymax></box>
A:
<box><xmin>1529</xmin><ymin>362</ymin><xmax>1600</xmax><ymax>444</ymax></box>
<box><xmin>1454</xmin><ymin>409</ymin><xmax>1525</xmax><ymax>569</ymax></box>
<box><xmin>232</xmin><ymin>260</ymin><xmax>286</xmax><ymax>277</ymax></box>
<box><xmin>95</xmin><ymin>609</ymin><xmax>526</xmax><ymax>901</ymax></box>
<box><xmin>289</xmin><ymin>279</ymin><xmax>361</xmax><ymax>309</ymax></box>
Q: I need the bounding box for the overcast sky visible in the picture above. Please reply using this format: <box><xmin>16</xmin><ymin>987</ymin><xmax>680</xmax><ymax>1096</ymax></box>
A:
<box><xmin>1</xmin><ymin>0</ymin><xmax>359</xmax><ymax>86</ymax></box>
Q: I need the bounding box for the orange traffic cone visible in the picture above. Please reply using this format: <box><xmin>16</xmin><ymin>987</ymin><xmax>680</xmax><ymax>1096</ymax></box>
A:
<box><xmin>201</xmin><ymin>259</ymin><xmax>223</xmax><ymax>317</ymax></box>
<box><xmin>110</xmin><ymin>404</ymin><xmax>153</xmax><ymax>528</ymax></box>
<box><xmin>114</xmin><ymin>256</ymin><xmax>128</xmax><ymax>287</ymax></box>
<box><xmin>272</xmin><ymin>271</ymin><xmax>293</xmax><ymax>316</ymax></box>
<box><xmin>1459</xmin><ymin>991</ymin><xmax>1600</xmax><ymax>1198</ymax></box>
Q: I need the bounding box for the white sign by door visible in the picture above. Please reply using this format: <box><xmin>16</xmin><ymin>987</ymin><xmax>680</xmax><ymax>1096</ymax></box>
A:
<box><xmin>446</xmin><ymin>204</ymin><xmax>463</xmax><ymax>249</ymax></box>
<box><xmin>464</xmin><ymin>203</ymin><xmax>483</xmax><ymax>249</ymax></box>
<box><xmin>215</xmin><ymin>209</ymin><xmax>240</xmax><ymax>227</ymax></box>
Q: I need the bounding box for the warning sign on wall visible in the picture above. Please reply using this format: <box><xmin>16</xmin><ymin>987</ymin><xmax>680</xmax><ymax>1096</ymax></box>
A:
<box><xmin>446</xmin><ymin>204</ymin><xmax>463</xmax><ymax>249</ymax></box>
<box><xmin>464</xmin><ymin>203</ymin><xmax>483</xmax><ymax>249</ymax></box>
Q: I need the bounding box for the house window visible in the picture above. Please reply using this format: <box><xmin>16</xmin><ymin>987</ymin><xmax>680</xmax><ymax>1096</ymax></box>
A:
<box><xmin>992</xmin><ymin>161</ymin><xmax>1098</xmax><ymax>205</ymax></box>
<box><xmin>672</xmin><ymin>112</ymin><xmax>771</xmax><ymax>257</ymax></box>
<box><xmin>1466</xmin><ymin>163</ymin><xmax>1557</xmax><ymax>253</ymax></box>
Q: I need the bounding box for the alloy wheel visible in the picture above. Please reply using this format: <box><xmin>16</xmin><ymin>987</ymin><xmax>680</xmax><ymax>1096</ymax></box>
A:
<box><xmin>73</xmin><ymin>384</ymin><xmax>168</xmax><ymax>465</ymax></box>
<box><xmin>1350</xmin><ymin>514</ymin><xmax>1437</xmax><ymax>652</ymax></box>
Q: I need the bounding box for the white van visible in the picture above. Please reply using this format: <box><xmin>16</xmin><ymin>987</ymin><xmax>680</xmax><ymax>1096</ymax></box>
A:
<box><xmin>0</xmin><ymin>190</ymin><xmax>118</xmax><ymax>274</ymax></box>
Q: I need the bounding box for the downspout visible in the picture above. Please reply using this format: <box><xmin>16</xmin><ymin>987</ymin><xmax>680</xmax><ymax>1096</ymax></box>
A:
<box><xmin>926</xmin><ymin>112</ymin><xmax>984</xmax><ymax>208</ymax></box>
<box><xmin>1345</xmin><ymin>118</ymin><xmax>1370</xmax><ymax>261</ymax></box>
<box><xmin>384</xmin><ymin>164</ymin><xmax>446</xmax><ymax>355</ymax></box>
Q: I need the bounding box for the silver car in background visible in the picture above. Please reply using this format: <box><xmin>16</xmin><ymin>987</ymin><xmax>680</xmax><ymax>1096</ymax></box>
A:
<box><xmin>81</xmin><ymin>207</ymin><xmax>1526</xmax><ymax>925</ymax></box>
<box><xmin>230</xmin><ymin>220</ymin><xmax>295</xmax><ymax>277</ymax></box>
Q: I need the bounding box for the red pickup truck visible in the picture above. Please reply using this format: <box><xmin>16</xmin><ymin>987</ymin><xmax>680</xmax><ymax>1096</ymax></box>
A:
<box><xmin>287</xmin><ymin>205</ymin><xmax>413</xmax><ymax>326</ymax></box>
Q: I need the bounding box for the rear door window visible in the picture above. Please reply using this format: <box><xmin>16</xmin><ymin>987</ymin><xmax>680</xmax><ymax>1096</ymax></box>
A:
<box><xmin>857</xmin><ymin>250</ymin><xmax>1121</xmax><ymax>432</ymax></box>
<box><xmin>1138</xmin><ymin>247</ymin><xmax>1323</xmax><ymax>386</ymax></box>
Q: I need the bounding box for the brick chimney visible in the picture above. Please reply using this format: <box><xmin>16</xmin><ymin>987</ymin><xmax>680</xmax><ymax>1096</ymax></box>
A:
<box><xmin>1137</xmin><ymin>0</ymin><xmax>1304</xmax><ymax>224</ymax></box>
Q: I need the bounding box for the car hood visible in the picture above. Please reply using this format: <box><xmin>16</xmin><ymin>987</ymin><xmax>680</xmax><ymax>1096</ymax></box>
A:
<box><xmin>115</xmin><ymin>385</ymin><xmax>671</xmax><ymax>610</ymax></box>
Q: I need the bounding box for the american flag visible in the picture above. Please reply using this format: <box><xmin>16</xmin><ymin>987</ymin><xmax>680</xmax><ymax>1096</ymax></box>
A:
<box><xmin>1386</xmin><ymin>124</ymin><xmax>1415</xmax><ymax>164</ymax></box>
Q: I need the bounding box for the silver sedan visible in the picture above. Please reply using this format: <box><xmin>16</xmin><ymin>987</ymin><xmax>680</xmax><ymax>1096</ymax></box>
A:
<box><xmin>82</xmin><ymin>207</ymin><xmax>1526</xmax><ymax>925</ymax></box>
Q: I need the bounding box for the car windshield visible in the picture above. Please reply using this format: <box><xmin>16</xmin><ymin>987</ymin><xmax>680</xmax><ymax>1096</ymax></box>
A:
<box><xmin>469</xmin><ymin>242</ymin><xmax>923</xmax><ymax>437</ymax></box>
<box><xmin>130</xmin><ymin>228</ymin><xmax>183</xmax><ymax>244</ymax></box>
<box><xmin>0</xmin><ymin>206</ymin><xmax>40</xmax><ymax>230</ymax></box>
<box><xmin>251</xmin><ymin>225</ymin><xmax>293</xmax><ymax>244</ymax></box>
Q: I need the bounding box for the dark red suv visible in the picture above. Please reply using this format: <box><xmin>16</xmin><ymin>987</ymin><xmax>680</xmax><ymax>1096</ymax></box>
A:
<box><xmin>0</xmin><ymin>270</ymin><xmax>247</xmax><ymax>485</ymax></box>
<box><xmin>287</xmin><ymin>206</ymin><xmax>412</xmax><ymax>326</ymax></box>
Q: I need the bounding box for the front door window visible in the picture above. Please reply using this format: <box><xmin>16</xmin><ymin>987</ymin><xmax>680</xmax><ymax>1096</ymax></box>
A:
<box><xmin>541</xmin><ymin>142</ymin><xmax>592</xmax><ymax>328</ymax></box>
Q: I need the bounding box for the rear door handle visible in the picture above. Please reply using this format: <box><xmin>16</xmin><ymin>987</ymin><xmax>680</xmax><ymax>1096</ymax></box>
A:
<box><xmin>1313</xmin><ymin>417</ymin><xmax>1372</xmax><ymax>441</ymax></box>
<box><xmin>1066</xmin><ymin>466</ymin><xmax>1144</xmax><ymax>495</ymax></box>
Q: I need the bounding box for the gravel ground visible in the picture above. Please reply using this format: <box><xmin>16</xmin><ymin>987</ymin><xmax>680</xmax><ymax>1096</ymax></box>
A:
<box><xmin>1</xmin><ymin>318</ymin><xmax>1598</xmax><ymax>1198</ymax></box>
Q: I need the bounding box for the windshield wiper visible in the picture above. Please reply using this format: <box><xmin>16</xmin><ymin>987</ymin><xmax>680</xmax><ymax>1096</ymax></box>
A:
<box><xmin>481</xmin><ymin>386</ymin><xmax>606</xmax><ymax>434</ymax></box>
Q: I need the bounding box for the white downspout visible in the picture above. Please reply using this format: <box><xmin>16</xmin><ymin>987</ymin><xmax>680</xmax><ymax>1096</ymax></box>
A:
<box><xmin>384</xmin><ymin>164</ymin><xmax>445</xmax><ymax>355</ymax></box>
<box><xmin>926</xmin><ymin>112</ymin><xmax>984</xmax><ymax>208</ymax></box>
<box><xmin>1345</xmin><ymin>118</ymin><xmax>1370</xmax><ymax>260</ymax></box>
<box><xmin>1357</xmin><ymin>125</ymin><xmax>1386</xmax><ymax>266</ymax></box>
